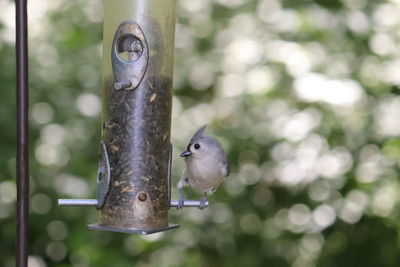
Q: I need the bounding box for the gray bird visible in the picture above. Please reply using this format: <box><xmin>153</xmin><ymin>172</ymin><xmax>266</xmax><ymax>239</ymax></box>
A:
<box><xmin>177</xmin><ymin>125</ymin><xmax>229</xmax><ymax>210</ymax></box>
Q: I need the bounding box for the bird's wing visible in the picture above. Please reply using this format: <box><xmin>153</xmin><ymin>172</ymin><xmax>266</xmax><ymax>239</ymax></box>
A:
<box><xmin>216</xmin><ymin>141</ymin><xmax>229</xmax><ymax>177</ymax></box>
<box><xmin>225</xmin><ymin>163</ymin><xmax>230</xmax><ymax>177</ymax></box>
<box><xmin>177</xmin><ymin>169</ymin><xmax>190</xmax><ymax>189</ymax></box>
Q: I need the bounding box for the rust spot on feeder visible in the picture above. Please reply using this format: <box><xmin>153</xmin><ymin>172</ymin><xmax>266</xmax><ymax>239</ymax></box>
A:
<box><xmin>138</xmin><ymin>193</ymin><xmax>147</xmax><ymax>202</ymax></box>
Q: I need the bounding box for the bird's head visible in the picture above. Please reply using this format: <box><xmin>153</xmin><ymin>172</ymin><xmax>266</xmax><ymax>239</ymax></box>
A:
<box><xmin>181</xmin><ymin>125</ymin><xmax>214</xmax><ymax>159</ymax></box>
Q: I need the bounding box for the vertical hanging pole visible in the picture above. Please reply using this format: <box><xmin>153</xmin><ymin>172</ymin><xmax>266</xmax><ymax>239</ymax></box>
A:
<box><xmin>16</xmin><ymin>0</ymin><xmax>29</xmax><ymax>265</ymax></box>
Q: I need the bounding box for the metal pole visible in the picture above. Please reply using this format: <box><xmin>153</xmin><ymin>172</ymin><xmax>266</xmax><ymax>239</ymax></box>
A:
<box><xmin>16</xmin><ymin>0</ymin><xmax>29</xmax><ymax>266</ymax></box>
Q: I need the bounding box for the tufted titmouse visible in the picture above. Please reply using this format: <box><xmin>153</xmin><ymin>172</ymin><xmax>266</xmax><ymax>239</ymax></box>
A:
<box><xmin>177</xmin><ymin>125</ymin><xmax>229</xmax><ymax>210</ymax></box>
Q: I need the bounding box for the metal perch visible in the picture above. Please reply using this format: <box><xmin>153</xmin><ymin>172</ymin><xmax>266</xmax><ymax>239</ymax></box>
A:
<box><xmin>58</xmin><ymin>199</ymin><xmax>209</xmax><ymax>208</ymax></box>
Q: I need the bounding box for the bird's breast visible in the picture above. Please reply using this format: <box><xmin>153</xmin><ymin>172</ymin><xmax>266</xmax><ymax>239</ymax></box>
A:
<box><xmin>186</xmin><ymin>156</ymin><xmax>225</xmax><ymax>193</ymax></box>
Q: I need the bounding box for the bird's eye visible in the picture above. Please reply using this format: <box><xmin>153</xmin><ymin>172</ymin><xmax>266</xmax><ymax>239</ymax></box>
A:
<box><xmin>194</xmin><ymin>143</ymin><xmax>200</xmax><ymax>149</ymax></box>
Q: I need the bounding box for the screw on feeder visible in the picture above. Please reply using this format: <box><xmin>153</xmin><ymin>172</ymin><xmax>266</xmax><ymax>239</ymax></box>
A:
<box><xmin>117</xmin><ymin>36</ymin><xmax>143</xmax><ymax>62</ymax></box>
<box><xmin>138</xmin><ymin>193</ymin><xmax>147</xmax><ymax>202</ymax></box>
<box><xmin>114</xmin><ymin>79</ymin><xmax>132</xmax><ymax>90</ymax></box>
<box><xmin>130</xmin><ymin>39</ymin><xmax>143</xmax><ymax>57</ymax></box>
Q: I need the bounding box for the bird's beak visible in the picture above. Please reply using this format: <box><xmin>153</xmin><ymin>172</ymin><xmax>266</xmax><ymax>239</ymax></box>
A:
<box><xmin>180</xmin><ymin>150</ymin><xmax>192</xmax><ymax>157</ymax></box>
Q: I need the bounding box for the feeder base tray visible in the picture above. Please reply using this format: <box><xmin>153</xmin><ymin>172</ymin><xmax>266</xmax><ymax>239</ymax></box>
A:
<box><xmin>87</xmin><ymin>223</ymin><xmax>179</xmax><ymax>235</ymax></box>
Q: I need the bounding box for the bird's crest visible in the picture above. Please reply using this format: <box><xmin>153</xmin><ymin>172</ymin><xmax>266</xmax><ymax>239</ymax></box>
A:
<box><xmin>190</xmin><ymin>125</ymin><xmax>207</xmax><ymax>143</ymax></box>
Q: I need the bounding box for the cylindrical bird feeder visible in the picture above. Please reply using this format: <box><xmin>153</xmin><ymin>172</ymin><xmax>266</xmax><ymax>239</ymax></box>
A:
<box><xmin>58</xmin><ymin>0</ymin><xmax>208</xmax><ymax>235</ymax></box>
<box><xmin>91</xmin><ymin>0</ymin><xmax>177</xmax><ymax>234</ymax></box>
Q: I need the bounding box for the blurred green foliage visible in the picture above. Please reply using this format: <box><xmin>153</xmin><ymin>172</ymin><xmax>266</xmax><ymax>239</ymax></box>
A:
<box><xmin>1</xmin><ymin>0</ymin><xmax>400</xmax><ymax>266</ymax></box>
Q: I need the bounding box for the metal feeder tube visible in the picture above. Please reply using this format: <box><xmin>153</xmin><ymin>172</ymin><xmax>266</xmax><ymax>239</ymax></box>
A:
<box><xmin>87</xmin><ymin>0</ymin><xmax>178</xmax><ymax>234</ymax></box>
<box><xmin>58</xmin><ymin>0</ymin><xmax>209</xmax><ymax>235</ymax></box>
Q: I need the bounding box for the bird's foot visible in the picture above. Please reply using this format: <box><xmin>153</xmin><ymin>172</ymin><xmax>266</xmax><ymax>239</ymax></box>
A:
<box><xmin>177</xmin><ymin>192</ymin><xmax>185</xmax><ymax>210</ymax></box>
<box><xmin>199</xmin><ymin>196</ymin><xmax>207</xmax><ymax>210</ymax></box>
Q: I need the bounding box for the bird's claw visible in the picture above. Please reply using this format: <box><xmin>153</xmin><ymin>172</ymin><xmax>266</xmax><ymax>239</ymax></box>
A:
<box><xmin>177</xmin><ymin>193</ymin><xmax>185</xmax><ymax>210</ymax></box>
<box><xmin>199</xmin><ymin>196</ymin><xmax>207</xmax><ymax>210</ymax></box>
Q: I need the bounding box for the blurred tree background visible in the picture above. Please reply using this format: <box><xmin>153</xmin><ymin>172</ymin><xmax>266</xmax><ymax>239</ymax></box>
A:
<box><xmin>1</xmin><ymin>0</ymin><xmax>400</xmax><ymax>266</ymax></box>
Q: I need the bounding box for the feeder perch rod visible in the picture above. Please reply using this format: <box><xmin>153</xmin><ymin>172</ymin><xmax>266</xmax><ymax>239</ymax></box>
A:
<box><xmin>58</xmin><ymin>199</ymin><xmax>209</xmax><ymax>208</ymax></box>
